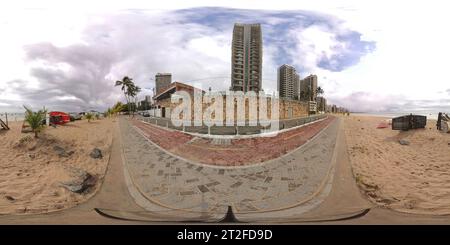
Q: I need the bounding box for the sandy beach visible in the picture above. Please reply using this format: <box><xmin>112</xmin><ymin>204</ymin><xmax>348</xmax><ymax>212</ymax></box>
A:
<box><xmin>0</xmin><ymin>119</ymin><xmax>113</xmax><ymax>214</ymax></box>
<box><xmin>344</xmin><ymin>114</ymin><xmax>450</xmax><ymax>215</ymax></box>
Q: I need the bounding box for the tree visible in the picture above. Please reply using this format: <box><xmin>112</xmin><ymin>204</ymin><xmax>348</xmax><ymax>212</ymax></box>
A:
<box><xmin>138</xmin><ymin>100</ymin><xmax>150</xmax><ymax>111</ymax></box>
<box><xmin>85</xmin><ymin>113</ymin><xmax>94</xmax><ymax>122</ymax></box>
<box><xmin>121</xmin><ymin>103</ymin><xmax>137</xmax><ymax>113</ymax></box>
<box><xmin>115</xmin><ymin>76</ymin><xmax>141</xmax><ymax>117</ymax></box>
<box><xmin>316</xmin><ymin>86</ymin><xmax>324</xmax><ymax>96</ymax></box>
<box><xmin>112</xmin><ymin>102</ymin><xmax>124</xmax><ymax>115</ymax></box>
<box><xmin>23</xmin><ymin>105</ymin><xmax>47</xmax><ymax>138</ymax></box>
<box><xmin>106</xmin><ymin>108</ymin><xmax>115</xmax><ymax>118</ymax></box>
<box><xmin>108</xmin><ymin>101</ymin><xmax>126</xmax><ymax>119</ymax></box>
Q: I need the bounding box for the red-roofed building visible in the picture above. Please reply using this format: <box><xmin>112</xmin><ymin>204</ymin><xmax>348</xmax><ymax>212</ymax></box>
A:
<box><xmin>153</xmin><ymin>82</ymin><xmax>204</xmax><ymax>118</ymax></box>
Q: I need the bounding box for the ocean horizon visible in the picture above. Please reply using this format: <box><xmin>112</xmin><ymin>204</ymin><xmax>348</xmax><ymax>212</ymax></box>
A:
<box><xmin>353</xmin><ymin>110</ymin><xmax>443</xmax><ymax>120</ymax></box>
<box><xmin>0</xmin><ymin>112</ymin><xmax>25</xmax><ymax>122</ymax></box>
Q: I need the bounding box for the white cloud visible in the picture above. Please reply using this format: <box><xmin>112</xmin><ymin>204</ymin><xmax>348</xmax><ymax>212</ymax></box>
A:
<box><xmin>1</xmin><ymin>1</ymin><xmax>450</xmax><ymax>113</ymax></box>
<box><xmin>187</xmin><ymin>36</ymin><xmax>230</xmax><ymax>62</ymax></box>
<box><xmin>291</xmin><ymin>25</ymin><xmax>338</xmax><ymax>73</ymax></box>
<box><xmin>327</xmin><ymin>92</ymin><xmax>405</xmax><ymax>112</ymax></box>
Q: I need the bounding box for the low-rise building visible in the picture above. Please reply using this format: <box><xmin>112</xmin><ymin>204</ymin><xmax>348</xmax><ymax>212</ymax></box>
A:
<box><xmin>152</xmin><ymin>82</ymin><xmax>310</xmax><ymax>123</ymax></box>
<box><xmin>153</xmin><ymin>82</ymin><xmax>203</xmax><ymax>118</ymax></box>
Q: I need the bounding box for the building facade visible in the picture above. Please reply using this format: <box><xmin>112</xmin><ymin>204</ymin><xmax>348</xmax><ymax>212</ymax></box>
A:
<box><xmin>300</xmin><ymin>74</ymin><xmax>318</xmax><ymax>102</ymax></box>
<box><xmin>316</xmin><ymin>96</ymin><xmax>327</xmax><ymax>112</ymax></box>
<box><xmin>293</xmin><ymin>73</ymin><xmax>300</xmax><ymax>100</ymax></box>
<box><xmin>145</xmin><ymin>95</ymin><xmax>152</xmax><ymax>103</ymax></box>
<box><xmin>155</xmin><ymin>73</ymin><xmax>172</xmax><ymax>95</ymax></box>
<box><xmin>331</xmin><ymin>104</ymin><xmax>337</xmax><ymax>113</ymax></box>
<box><xmin>153</xmin><ymin>82</ymin><xmax>309</xmax><ymax>121</ymax></box>
<box><xmin>278</xmin><ymin>64</ymin><xmax>301</xmax><ymax>100</ymax></box>
<box><xmin>153</xmin><ymin>82</ymin><xmax>204</xmax><ymax>118</ymax></box>
<box><xmin>230</xmin><ymin>23</ymin><xmax>263</xmax><ymax>93</ymax></box>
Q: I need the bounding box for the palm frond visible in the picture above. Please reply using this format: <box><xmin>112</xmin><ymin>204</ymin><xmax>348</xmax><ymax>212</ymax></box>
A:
<box><xmin>23</xmin><ymin>105</ymin><xmax>47</xmax><ymax>137</ymax></box>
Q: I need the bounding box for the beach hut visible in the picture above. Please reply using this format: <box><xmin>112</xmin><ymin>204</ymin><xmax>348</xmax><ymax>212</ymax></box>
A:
<box><xmin>392</xmin><ymin>114</ymin><xmax>427</xmax><ymax>131</ymax></box>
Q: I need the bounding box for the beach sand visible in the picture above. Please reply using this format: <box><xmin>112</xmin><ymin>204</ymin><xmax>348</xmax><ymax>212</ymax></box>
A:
<box><xmin>344</xmin><ymin>114</ymin><xmax>450</xmax><ymax>215</ymax></box>
<box><xmin>0</xmin><ymin>119</ymin><xmax>113</xmax><ymax>214</ymax></box>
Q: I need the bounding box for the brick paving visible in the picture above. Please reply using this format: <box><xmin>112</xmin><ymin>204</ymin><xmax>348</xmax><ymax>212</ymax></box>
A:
<box><xmin>130</xmin><ymin>120</ymin><xmax>193</xmax><ymax>150</ymax></box>
<box><xmin>131</xmin><ymin>116</ymin><xmax>335</xmax><ymax>166</ymax></box>
<box><xmin>120</xmin><ymin>117</ymin><xmax>339</xmax><ymax>214</ymax></box>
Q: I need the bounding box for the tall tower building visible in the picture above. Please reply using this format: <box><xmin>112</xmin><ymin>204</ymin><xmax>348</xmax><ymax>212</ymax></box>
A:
<box><xmin>294</xmin><ymin>73</ymin><xmax>300</xmax><ymax>100</ymax></box>
<box><xmin>155</xmin><ymin>73</ymin><xmax>172</xmax><ymax>95</ymax></box>
<box><xmin>316</xmin><ymin>96</ymin><xmax>327</xmax><ymax>112</ymax></box>
<box><xmin>300</xmin><ymin>74</ymin><xmax>318</xmax><ymax>102</ymax></box>
<box><xmin>230</xmin><ymin>23</ymin><xmax>262</xmax><ymax>93</ymax></box>
<box><xmin>145</xmin><ymin>95</ymin><xmax>152</xmax><ymax>104</ymax></box>
<box><xmin>277</xmin><ymin>64</ymin><xmax>299</xmax><ymax>100</ymax></box>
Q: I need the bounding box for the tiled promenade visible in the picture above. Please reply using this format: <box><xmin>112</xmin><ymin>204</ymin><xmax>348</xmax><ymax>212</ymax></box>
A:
<box><xmin>120</xmin><ymin>116</ymin><xmax>338</xmax><ymax>214</ymax></box>
<box><xmin>131</xmin><ymin>116</ymin><xmax>334</xmax><ymax>166</ymax></box>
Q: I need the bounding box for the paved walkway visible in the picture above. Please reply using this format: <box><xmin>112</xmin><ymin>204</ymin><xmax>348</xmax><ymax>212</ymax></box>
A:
<box><xmin>120</xmin><ymin>117</ymin><xmax>338</xmax><ymax>215</ymax></box>
<box><xmin>131</xmin><ymin>117</ymin><xmax>335</xmax><ymax>166</ymax></box>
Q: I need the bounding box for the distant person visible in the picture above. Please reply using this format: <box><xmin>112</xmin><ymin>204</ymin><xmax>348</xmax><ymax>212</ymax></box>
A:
<box><xmin>437</xmin><ymin>112</ymin><xmax>442</xmax><ymax>130</ymax></box>
<box><xmin>408</xmin><ymin>113</ymin><xmax>414</xmax><ymax>129</ymax></box>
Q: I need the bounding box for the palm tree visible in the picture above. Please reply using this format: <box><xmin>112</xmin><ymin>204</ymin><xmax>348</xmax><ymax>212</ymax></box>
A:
<box><xmin>316</xmin><ymin>86</ymin><xmax>324</xmax><ymax>96</ymax></box>
<box><xmin>112</xmin><ymin>101</ymin><xmax>125</xmax><ymax>117</ymax></box>
<box><xmin>106</xmin><ymin>108</ymin><xmax>113</xmax><ymax>118</ymax></box>
<box><xmin>115</xmin><ymin>76</ymin><xmax>141</xmax><ymax>117</ymax></box>
<box><xmin>23</xmin><ymin>105</ymin><xmax>47</xmax><ymax>138</ymax></box>
<box><xmin>128</xmin><ymin>85</ymin><xmax>141</xmax><ymax>118</ymax></box>
<box><xmin>115</xmin><ymin>76</ymin><xmax>133</xmax><ymax>116</ymax></box>
<box><xmin>85</xmin><ymin>113</ymin><xmax>94</xmax><ymax>122</ymax></box>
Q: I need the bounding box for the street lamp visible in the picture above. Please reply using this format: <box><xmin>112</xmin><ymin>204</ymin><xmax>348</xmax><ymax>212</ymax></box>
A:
<box><xmin>143</xmin><ymin>77</ymin><xmax>156</xmax><ymax>111</ymax></box>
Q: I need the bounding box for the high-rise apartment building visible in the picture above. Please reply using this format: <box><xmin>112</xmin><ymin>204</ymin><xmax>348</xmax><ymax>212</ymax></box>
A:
<box><xmin>155</xmin><ymin>73</ymin><xmax>172</xmax><ymax>95</ymax></box>
<box><xmin>145</xmin><ymin>95</ymin><xmax>152</xmax><ymax>104</ymax></box>
<box><xmin>230</xmin><ymin>23</ymin><xmax>262</xmax><ymax>93</ymax></box>
<box><xmin>293</xmin><ymin>73</ymin><xmax>300</xmax><ymax>100</ymax></box>
<box><xmin>316</xmin><ymin>96</ymin><xmax>327</xmax><ymax>112</ymax></box>
<box><xmin>300</xmin><ymin>74</ymin><xmax>318</xmax><ymax>102</ymax></box>
<box><xmin>277</xmin><ymin>64</ymin><xmax>300</xmax><ymax>100</ymax></box>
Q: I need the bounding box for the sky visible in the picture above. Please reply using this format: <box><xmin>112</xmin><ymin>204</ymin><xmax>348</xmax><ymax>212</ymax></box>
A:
<box><xmin>1</xmin><ymin>0</ymin><xmax>450</xmax><ymax>113</ymax></box>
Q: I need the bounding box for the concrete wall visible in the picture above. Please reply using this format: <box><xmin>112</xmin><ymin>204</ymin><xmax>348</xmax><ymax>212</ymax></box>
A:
<box><xmin>155</xmin><ymin>95</ymin><xmax>309</xmax><ymax>124</ymax></box>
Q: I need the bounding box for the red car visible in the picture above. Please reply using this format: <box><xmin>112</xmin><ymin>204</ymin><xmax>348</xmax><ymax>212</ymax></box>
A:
<box><xmin>49</xmin><ymin>111</ymin><xmax>71</xmax><ymax>125</ymax></box>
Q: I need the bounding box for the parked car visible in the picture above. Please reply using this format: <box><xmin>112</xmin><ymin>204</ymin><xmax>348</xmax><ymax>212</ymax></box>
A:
<box><xmin>142</xmin><ymin>111</ymin><xmax>150</xmax><ymax>117</ymax></box>
<box><xmin>49</xmin><ymin>111</ymin><xmax>71</xmax><ymax>125</ymax></box>
<box><xmin>69</xmin><ymin>112</ymin><xmax>82</xmax><ymax>121</ymax></box>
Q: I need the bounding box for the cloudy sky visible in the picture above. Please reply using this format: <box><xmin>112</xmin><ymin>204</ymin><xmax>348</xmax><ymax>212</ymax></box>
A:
<box><xmin>1</xmin><ymin>0</ymin><xmax>450</xmax><ymax>113</ymax></box>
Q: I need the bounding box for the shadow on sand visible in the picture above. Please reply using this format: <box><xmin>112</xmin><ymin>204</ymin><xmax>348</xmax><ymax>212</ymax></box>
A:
<box><xmin>384</xmin><ymin>128</ymin><xmax>426</xmax><ymax>142</ymax></box>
